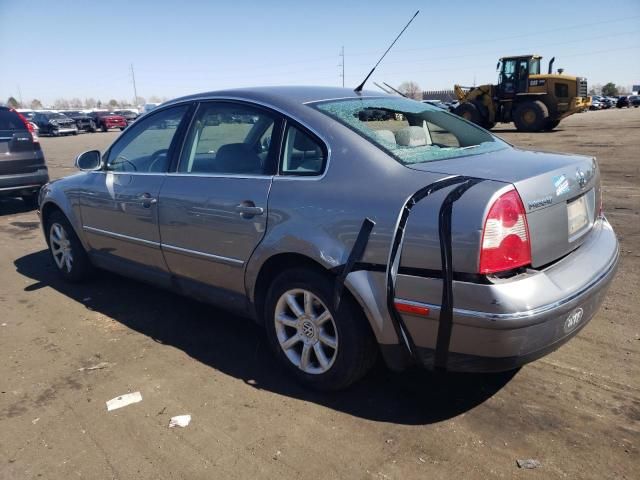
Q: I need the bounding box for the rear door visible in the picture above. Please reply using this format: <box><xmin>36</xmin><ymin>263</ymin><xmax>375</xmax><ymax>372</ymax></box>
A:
<box><xmin>79</xmin><ymin>104</ymin><xmax>191</xmax><ymax>278</ymax></box>
<box><xmin>158</xmin><ymin>101</ymin><xmax>281</xmax><ymax>301</ymax></box>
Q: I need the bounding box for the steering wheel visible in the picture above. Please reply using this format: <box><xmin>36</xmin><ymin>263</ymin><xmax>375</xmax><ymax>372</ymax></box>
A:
<box><xmin>112</xmin><ymin>155</ymin><xmax>137</xmax><ymax>172</ymax></box>
<box><xmin>148</xmin><ymin>149</ymin><xmax>169</xmax><ymax>172</ymax></box>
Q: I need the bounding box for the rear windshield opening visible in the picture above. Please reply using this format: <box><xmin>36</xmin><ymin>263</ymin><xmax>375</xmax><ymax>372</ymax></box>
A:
<box><xmin>313</xmin><ymin>97</ymin><xmax>507</xmax><ymax>165</ymax></box>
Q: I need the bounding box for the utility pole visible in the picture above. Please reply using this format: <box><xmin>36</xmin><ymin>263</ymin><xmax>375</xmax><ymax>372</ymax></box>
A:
<box><xmin>130</xmin><ymin>64</ymin><xmax>139</xmax><ymax>107</ymax></box>
<box><xmin>338</xmin><ymin>46</ymin><xmax>345</xmax><ymax>87</ymax></box>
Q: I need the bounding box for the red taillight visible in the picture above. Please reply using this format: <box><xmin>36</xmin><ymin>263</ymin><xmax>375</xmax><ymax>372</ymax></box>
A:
<box><xmin>11</xmin><ymin>109</ymin><xmax>38</xmax><ymax>143</ymax></box>
<box><xmin>479</xmin><ymin>188</ymin><xmax>532</xmax><ymax>274</ymax></box>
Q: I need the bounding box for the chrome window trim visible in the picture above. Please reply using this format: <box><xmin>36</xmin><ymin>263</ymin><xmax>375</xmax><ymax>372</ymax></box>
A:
<box><xmin>89</xmin><ymin>171</ymin><xmax>167</xmax><ymax>176</ymax></box>
<box><xmin>161</xmin><ymin>243</ymin><xmax>244</xmax><ymax>266</ymax></box>
<box><xmin>167</xmin><ymin>96</ymin><xmax>332</xmax><ymax>182</ymax></box>
<box><xmin>165</xmin><ymin>172</ymin><xmax>272</xmax><ymax>180</ymax></box>
<box><xmin>83</xmin><ymin>226</ymin><xmax>160</xmax><ymax>248</ymax></box>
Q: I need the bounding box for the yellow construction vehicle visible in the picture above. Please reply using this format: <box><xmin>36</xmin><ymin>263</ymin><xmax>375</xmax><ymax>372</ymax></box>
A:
<box><xmin>453</xmin><ymin>55</ymin><xmax>590</xmax><ymax>132</ymax></box>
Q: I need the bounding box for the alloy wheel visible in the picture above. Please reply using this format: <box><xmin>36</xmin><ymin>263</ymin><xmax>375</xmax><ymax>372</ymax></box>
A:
<box><xmin>274</xmin><ymin>289</ymin><xmax>338</xmax><ymax>374</ymax></box>
<box><xmin>49</xmin><ymin>222</ymin><xmax>73</xmax><ymax>273</ymax></box>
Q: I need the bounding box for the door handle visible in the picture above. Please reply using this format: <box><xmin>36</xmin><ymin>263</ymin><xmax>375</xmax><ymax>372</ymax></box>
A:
<box><xmin>138</xmin><ymin>192</ymin><xmax>158</xmax><ymax>207</ymax></box>
<box><xmin>235</xmin><ymin>201</ymin><xmax>264</xmax><ymax>218</ymax></box>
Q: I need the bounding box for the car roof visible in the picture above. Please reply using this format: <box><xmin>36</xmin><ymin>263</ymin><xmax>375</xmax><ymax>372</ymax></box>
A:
<box><xmin>165</xmin><ymin>86</ymin><xmax>388</xmax><ymax>109</ymax></box>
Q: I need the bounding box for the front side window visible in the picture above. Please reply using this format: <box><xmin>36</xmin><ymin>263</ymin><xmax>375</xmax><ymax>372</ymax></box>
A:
<box><xmin>281</xmin><ymin>125</ymin><xmax>326</xmax><ymax>175</ymax></box>
<box><xmin>314</xmin><ymin>97</ymin><xmax>507</xmax><ymax>165</ymax></box>
<box><xmin>178</xmin><ymin>102</ymin><xmax>277</xmax><ymax>175</ymax></box>
<box><xmin>106</xmin><ymin>105</ymin><xmax>188</xmax><ymax>173</ymax></box>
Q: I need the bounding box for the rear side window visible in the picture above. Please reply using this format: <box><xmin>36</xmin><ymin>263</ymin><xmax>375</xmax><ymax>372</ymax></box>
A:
<box><xmin>0</xmin><ymin>110</ymin><xmax>27</xmax><ymax>130</ymax></box>
<box><xmin>281</xmin><ymin>125</ymin><xmax>327</xmax><ymax>175</ymax></box>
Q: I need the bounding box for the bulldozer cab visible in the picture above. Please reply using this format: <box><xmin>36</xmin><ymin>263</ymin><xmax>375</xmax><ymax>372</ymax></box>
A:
<box><xmin>498</xmin><ymin>55</ymin><xmax>542</xmax><ymax>96</ymax></box>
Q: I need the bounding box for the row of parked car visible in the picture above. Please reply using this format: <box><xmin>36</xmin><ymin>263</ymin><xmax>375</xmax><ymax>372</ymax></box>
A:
<box><xmin>589</xmin><ymin>95</ymin><xmax>640</xmax><ymax>110</ymax></box>
<box><xmin>18</xmin><ymin>110</ymin><xmax>139</xmax><ymax>137</ymax></box>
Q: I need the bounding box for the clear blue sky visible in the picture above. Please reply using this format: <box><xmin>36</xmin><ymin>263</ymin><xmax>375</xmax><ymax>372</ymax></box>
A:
<box><xmin>1</xmin><ymin>0</ymin><xmax>639</xmax><ymax>105</ymax></box>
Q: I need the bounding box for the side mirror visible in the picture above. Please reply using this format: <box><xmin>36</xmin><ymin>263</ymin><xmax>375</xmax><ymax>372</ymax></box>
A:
<box><xmin>75</xmin><ymin>150</ymin><xmax>102</xmax><ymax>171</ymax></box>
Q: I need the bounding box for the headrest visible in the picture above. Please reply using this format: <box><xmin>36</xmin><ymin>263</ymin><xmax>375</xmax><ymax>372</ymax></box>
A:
<box><xmin>374</xmin><ymin>129</ymin><xmax>396</xmax><ymax>144</ymax></box>
<box><xmin>215</xmin><ymin>143</ymin><xmax>262</xmax><ymax>174</ymax></box>
<box><xmin>395</xmin><ymin>126</ymin><xmax>427</xmax><ymax>147</ymax></box>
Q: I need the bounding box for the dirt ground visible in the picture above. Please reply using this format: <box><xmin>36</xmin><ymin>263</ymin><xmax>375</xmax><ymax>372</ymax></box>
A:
<box><xmin>1</xmin><ymin>109</ymin><xmax>638</xmax><ymax>479</ymax></box>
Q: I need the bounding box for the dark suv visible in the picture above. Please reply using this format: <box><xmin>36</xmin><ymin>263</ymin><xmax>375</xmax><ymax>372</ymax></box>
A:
<box><xmin>0</xmin><ymin>107</ymin><xmax>49</xmax><ymax>207</ymax></box>
<box><xmin>32</xmin><ymin>112</ymin><xmax>78</xmax><ymax>136</ymax></box>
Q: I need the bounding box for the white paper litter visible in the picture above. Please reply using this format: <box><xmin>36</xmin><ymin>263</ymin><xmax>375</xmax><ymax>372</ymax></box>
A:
<box><xmin>106</xmin><ymin>392</ymin><xmax>142</xmax><ymax>411</ymax></box>
<box><xmin>78</xmin><ymin>362</ymin><xmax>112</xmax><ymax>372</ymax></box>
<box><xmin>169</xmin><ymin>414</ymin><xmax>191</xmax><ymax>428</ymax></box>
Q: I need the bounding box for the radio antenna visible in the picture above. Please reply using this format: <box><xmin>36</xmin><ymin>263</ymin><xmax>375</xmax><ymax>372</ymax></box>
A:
<box><xmin>354</xmin><ymin>10</ymin><xmax>420</xmax><ymax>93</ymax></box>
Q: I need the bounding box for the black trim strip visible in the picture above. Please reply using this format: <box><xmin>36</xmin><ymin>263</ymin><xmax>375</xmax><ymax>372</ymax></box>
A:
<box><xmin>333</xmin><ymin>218</ymin><xmax>376</xmax><ymax>310</ymax></box>
<box><xmin>434</xmin><ymin>179</ymin><xmax>484</xmax><ymax>369</ymax></box>
<box><xmin>385</xmin><ymin>176</ymin><xmax>471</xmax><ymax>358</ymax></box>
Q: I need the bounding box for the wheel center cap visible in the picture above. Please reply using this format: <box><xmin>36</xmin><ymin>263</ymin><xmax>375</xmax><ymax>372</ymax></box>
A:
<box><xmin>301</xmin><ymin>320</ymin><xmax>315</xmax><ymax>339</ymax></box>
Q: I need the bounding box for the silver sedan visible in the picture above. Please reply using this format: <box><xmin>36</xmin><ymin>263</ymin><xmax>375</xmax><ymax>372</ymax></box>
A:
<box><xmin>38</xmin><ymin>87</ymin><xmax>619</xmax><ymax>390</ymax></box>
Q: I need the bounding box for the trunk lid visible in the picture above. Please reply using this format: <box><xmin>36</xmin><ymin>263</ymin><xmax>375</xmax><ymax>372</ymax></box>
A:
<box><xmin>407</xmin><ymin>147</ymin><xmax>600</xmax><ymax>268</ymax></box>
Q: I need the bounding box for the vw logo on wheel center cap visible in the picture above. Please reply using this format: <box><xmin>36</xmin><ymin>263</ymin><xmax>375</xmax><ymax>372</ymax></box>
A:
<box><xmin>301</xmin><ymin>320</ymin><xmax>316</xmax><ymax>339</ymax></box>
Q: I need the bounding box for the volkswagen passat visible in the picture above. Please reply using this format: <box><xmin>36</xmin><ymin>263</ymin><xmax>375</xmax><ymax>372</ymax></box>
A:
<box><xmin>38</xmin><ymin>87</ymin><xmax>619</xmax><ymax>390</ymax></box>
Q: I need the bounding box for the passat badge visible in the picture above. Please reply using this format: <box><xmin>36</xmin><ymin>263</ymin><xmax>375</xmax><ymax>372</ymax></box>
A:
<box><xmin>553</xmin><ymin>174</ymin><xmax>570</xmax><ymax>196</ymax></box>
<box><xmin>564</xmin><ymin>308</ymin><xmax>584</xmax><ymax>333</ymax></box>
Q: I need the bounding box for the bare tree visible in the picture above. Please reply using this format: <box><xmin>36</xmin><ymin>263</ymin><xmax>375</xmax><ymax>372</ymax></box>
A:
<box><xmin>84</xmin><ymin>97</ymin><xmax>97</xmax><ymax>108</ymax></box>
<box><xmin>108</xmin><ymin>99</ymin><xmax>119</xmax><ymax>110</ymax></box>
<box><xmin>134</xmin><ymin>96</ymin><xmax>145</xmax><ymax>106</ymax></box>
<box><xmin>54</xmin><ymin>98</ymin><xmax>70</xmax><ymax>110</ymax></box>
<box><xmin>30</xmin><ymin>99</ymin><xmax>43</xmax><ymax>109</ymax></box>
<box><xmin>6</xmin><ymin>97</ymin><xmax>20</xmax><ymax>108</ymax></box>
<box><xmin>70</xmin><ymin>98</ymin><xmax>83</xmax><ymax>108</ymax></box>
<box><xmin>148</xmin><ymin>95</ymin><xmax>162</xmax><ymax>103</ymax></box>
<box><xmin>398</xmin><ymin>81</ymin><xmax>422</xmax><ymax>100</ymax></box>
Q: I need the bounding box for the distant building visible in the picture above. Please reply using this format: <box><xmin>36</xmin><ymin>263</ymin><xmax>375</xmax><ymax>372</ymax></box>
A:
<box><xmin>421</xmin><ymin>90</ymin><xmax>457</xmax><ymax>102</ymax></box>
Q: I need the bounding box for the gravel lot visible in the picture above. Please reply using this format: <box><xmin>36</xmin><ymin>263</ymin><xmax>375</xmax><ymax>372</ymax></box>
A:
<box><xmin>1</xmin><ymin>109</ymin><xmax>638</xmax><ymax>479</ymax></box>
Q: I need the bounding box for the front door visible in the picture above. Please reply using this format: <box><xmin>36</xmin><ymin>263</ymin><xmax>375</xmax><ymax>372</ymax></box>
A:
<box><xmin>79</xmin><ymin>104</ymin><xmax>191</xmax><ymax>278</ymax></box>
<box><xmin>158</xmin><ymin>101</ymin><xmax>281</xmax><ymax>303</ymax></box>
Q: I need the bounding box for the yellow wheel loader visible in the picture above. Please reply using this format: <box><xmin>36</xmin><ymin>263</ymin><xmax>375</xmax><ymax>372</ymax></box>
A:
<box><xmin>453</xmin><ymin>55</ymin><xmax>590</xmax><ymax>132</ymax></box>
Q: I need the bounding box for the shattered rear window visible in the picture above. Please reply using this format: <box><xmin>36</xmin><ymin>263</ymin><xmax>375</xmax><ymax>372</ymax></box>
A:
<box><xmin>313</xmin><ymin>97</ymin><xmax>508</xmax><ymax>165</ymax></box>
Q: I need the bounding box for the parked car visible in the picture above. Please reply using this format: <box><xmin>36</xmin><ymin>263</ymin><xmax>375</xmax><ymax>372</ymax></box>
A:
<box><xmin>87</xmin><ymin>112</ymin><xmax>128</xmax><ymax>132</ymax></box>
<box><xmin>38</xmin><ymin>87</ymin><xmax>619</xmax><ymax>390</ymax></box>
<box><xmin>32</xmin><ymin>111</ymin><xmax>78</xmax><ymax>136</ymax></box>
<box><xmin>589</xmin><ymin>97</ymin><xmax>603</xmax><ymax>110</ymax></box>
<box><xmin>616</xmin><ymin>96</ymin><xmax>629</xmax><ymax>108</ymax></box>
<box><xmin>113</xmin><ymin>110</ymin><xmax>139</xmax><ymax>126</ymax></box>
<box><xmin>63</xmin><ymin>111</ymin><xmax>97</xmax><ymax>132</ymax></box>
<box><xmin>629</xmin><ymin>95</ymin><xmax>640</xmax><ymax>107</ymax></box>
<box><xmin>0</xmin><ymin>107</ymin><xmax>49</xmax><ymax>207</ymax></box>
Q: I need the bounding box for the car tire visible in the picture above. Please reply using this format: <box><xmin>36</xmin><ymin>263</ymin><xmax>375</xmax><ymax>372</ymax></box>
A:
<box><xmin>50</xmin><ymin>128</ymin><xmax>59</xmax><ymax>137</ymax></box>
<box><xmin>264</xmin><ymin>268</ymin><xmax>377</xmax><ymax>391</ymax></box>
<box><xmin>513</xmin><ymin>100</ymin><xmax>548</xmax><ymax>132</ymax></box>
<box><xmin>72</xmin><ymin>130</ymin><xmax>78</xmax><ymax>136</ymax></box>
<box><xmin>21</xmin><ymin>193</ymin><xmax>39</xmax><ymax>209</ymax></box>
<box><xmin>101</xmin><ymin>124</ymin><xmax>108</xmax><ymax>132</ymax></box>
<box><xmin>453</xmin><ymin>102</ymin><xmax>482</xmax><ymax>125</ymax></box>
<box><xmin>45</xmin><ymin>211</ymin><xmax>92</xmax><ymax>282</ymax></box>
<box><xmin>119</xmin><ymin>127</ymin><xmax>126</xmax><ymax>131</ymax></box>
<box><xmin>89</xmin><ymin>121</ymin><xmax>96</xmax><ymax>133</ymax></box>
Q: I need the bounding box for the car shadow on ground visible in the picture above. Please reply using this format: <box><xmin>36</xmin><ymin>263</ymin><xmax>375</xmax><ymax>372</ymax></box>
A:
<box><xmin>15</xmin><ymin>250</ymin><xmax>518</xmax><ymax>426</ymax></box>
<box><xmin>0</xmin><ymin>197</ymin><xmax>36</xmax><ymax>216</ymax></box>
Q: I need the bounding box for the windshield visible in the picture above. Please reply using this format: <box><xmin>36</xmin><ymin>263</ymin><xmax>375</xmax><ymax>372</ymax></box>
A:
<box><xmin>313</xmin><ymin>97</ymin><xmax>507</xmax><ymax>165</ymax></box>
<box><xmin>46</xmin><ymin>113</ymin><xmax>69</xmax><ymax>119</ymax></box>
